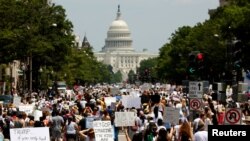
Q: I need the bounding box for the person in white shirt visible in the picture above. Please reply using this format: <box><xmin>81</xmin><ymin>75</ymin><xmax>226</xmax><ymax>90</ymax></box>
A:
<box><xmin>194</xmin><ymin>120</ymin><xmax>208</xmax><ymax>141</ymax></box>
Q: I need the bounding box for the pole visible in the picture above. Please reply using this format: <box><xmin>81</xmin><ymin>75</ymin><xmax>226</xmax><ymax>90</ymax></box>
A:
<box><xmin>10</xmin><ymin>63</ymin><xmax>12</xmax><ymax>95</ymax></box>
<box><xmin>23</xmin><ymin>70</ymin><xmax>25</xmax><ymax>95</ymax></box>
<box><xmin>29</xmin><ymin>54</ymin><xmax>32</xmax><ymax>92</ymax></box>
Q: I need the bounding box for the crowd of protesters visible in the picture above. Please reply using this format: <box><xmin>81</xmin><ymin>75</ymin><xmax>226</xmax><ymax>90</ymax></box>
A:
<box><xmin>0</xmin><ymin>83</ymin><xmax>249</xmax><ymax>141</ymax></box>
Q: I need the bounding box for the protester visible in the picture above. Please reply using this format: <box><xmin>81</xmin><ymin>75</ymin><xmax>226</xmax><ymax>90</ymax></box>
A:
<box><xmin>2</xmin><ymin>82</ymin><xmax>250</xmax><ymax>141</ymax></box>
<box><xmin>194</xmin><ymin>120</ymin><xmax>208</xmax><ymax>141</ymax></box>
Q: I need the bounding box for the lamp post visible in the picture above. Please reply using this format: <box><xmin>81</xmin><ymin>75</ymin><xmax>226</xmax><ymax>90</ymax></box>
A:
<box><xmin>9</xmin><ymin>63</ymin><xmax>13</xmax><ymax>95</ymax></box>
<box><xmin>39</xmin><ymin>67</ymin><xmax>43</xmax><ymax>89</ymax></box>
<box><xmin>21</xmin><ymin>63</ymin><xmax>26</xmax><ymax>95</ymax></box>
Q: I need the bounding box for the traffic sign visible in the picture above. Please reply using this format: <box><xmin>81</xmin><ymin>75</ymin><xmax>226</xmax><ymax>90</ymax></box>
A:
<box><xmin>188</xmin><ymin>81</ymin><xmax>203</xmax><ymax>98</ymax></box>
<box><xmin>190</xmin><ymin>98</ymin><xmax>202</xmax><ymax>110</ymax></box>
<box><xmin>224</xmin><ymin>108</ymin><xmax>242</xmax><ymax>125</ymax></box>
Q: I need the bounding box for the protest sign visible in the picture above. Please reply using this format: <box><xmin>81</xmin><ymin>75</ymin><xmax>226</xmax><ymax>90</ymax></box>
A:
<box><xmin>93</xmin><ymin>121</ymin><xmax>113</xmax><ymax>141</ymax></box>
<box><xmin>33</xmin><ymin>110</ymin><xmax>43</xmax><ymax>121</ymax></box>
<box><xmin>13</xmin><ymin>96</ymin><xmax>21</xmax><ymax>107</ymax></box>
<box><xmin>104</xmin><ymin>97</ymin><xmax>116</xmax><ymax>106</ymax></box>
<box><xmin>115</xmin><ymin>112</ymin><xmax>136</xmax><ymax>127</ymax></box>
<box><xmin>10</xmin><ymin>127</ymin><xmax>50</xmax><ymax>141</ymax></box>
<box><xmin>164</xmin><ymin>107</ymin><xmax>179</xmax><ymax>125</ymax></box>
<box><xmin>18</xmin><ymin>105</ymin><xmax>34</xmax><ymax>115</ymax></box>
<box><xmin>86</xmin><ymin>117</ymin><xmax>95</xmax><ymax>129</ymax></box>
<box><xmin>121</xmin><ymin>95</ymin><xmax>141</xmax><ymax>109</ymax></box>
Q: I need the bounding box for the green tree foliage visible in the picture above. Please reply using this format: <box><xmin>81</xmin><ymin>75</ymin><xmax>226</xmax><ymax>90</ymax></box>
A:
<box><xmin>157</xmin><ymin>0</ymin><xmax>250</xmax><ymax>84</ymax></box>
<box><xmin>111</xmin><ymin>70</ymin><xmax>122</xmax><ymax>84</ymax></box>
<box><xmin>127</xmin><ymin>70</ymin><xmax>136</xmax><ymax>84</ymax></box>
<box><xmin>138</xmin><ymin>58</ymin><xmax>158</xmax><ymax>83</ymax></box>
<box><xmin>0</xmin><ymin>0</ymin><xmax>116</xmax><ymax>88</ymax></box>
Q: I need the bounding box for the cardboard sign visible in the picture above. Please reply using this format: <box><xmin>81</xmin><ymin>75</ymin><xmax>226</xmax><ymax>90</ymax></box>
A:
<box><xmin>104</xmin><ymin>97</ymin><xmax>116</xmax><ymax>106</ymax></box>
<box><xmin>18</xmin><ymin>105</ymin><xmax>34</xmax><ymax>115</ymax></box>
<box><xmin>114</xmin><ymin>112</ymin><xmax>136</xmax><ymax>127</ymax></box>
<box><xmin>33</xmin><ymin>110</ymin><xmax>43</xmax><ymax>121</ymax></box>
<box><xmin>13</xmin><ymin>96</ymin><xmax>21</xmax><ymax>107</ymax></box>
<box><xmin>121</xmin><ymin>95</ymin><xmax>141</xmax><ymax>109</ymax></box>
<box><xmin>10</xmin><ymin>127</ymin><xmax>50</xmax><ymax>141</ymax></box>
<box><xmin>93</xmin><ymin>121</ymin><xmax>114</xmax><ymax>141</ymax></box>
<box><xmin>86</xmin><ymin>117</ymin><xmax>95</xmax><ymax>129</ymax></box>
<box><xmin>164</xmin><ymin>107</ymin><xmax>179</xmax><ymax>125</ymax></box>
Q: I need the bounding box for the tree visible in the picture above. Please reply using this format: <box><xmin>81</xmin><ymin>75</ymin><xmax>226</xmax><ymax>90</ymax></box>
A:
<box><xmin>112</xmin><ymin>70</ymin><xmax>122</xmax><ymax>84</ymax></box>
<box><xmin>157</xmin><ymin>1</ymin><xmax>250</xmax><ymax>84</ymax></box>
<box><xmin>0</xmin><ymin>0</ymin><xmax>115</xmax><ymax>89</ymax></box>
<box><xmin>127</xmin><ymin>70</ymin><xmax>136</xmax><ymax>84</ymax></box>
<box><xmin>138</xmin><ymin>57</ymin><xmax>158</xmax><ymax>83</ymax></box>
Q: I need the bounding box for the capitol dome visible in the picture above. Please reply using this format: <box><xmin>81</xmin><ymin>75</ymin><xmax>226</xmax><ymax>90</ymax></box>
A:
<box><xmin>102</xmin><ymin>5</ymin><xmax>134</xmax><ymax>52</ymax></box>
<box><xmin>109</xmin><ymin>20</ymin><xmax>129</xmax><ymax>30</ymax></box>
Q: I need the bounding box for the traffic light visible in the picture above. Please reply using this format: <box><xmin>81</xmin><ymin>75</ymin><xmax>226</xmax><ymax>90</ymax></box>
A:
<box><xmin>188</xmin><ymin>51</ymin><xmax>204</xmax><ymax>74</ymax></box>
<box><xmin>196</xmin><ymin>53</ymin><xmax>204</xmax><ymax>71</ymax></box>
<box><xmin>188</xmin><ymin>52</ymin><xmax>197</xmax><ymax>74</ymax></box>
<box><xmin>232</xmin><ymin>40</ymin><xmax>243</xmax><ymax>70</ymax></box>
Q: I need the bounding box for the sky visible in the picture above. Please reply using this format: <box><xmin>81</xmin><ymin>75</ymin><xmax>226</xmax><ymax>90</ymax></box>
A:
<box><xmin>53</xmin><ymin>0</ymin><xmax>219</xmax><ymax>54</ymax></box>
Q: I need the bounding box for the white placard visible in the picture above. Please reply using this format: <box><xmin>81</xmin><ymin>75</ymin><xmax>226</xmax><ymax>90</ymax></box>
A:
<box><xmin>18</xmin><ymin>105</ymin><xmax>34</xmax><ymax>115</ymax></box>
<box><xmin>115</xmin><ymin>112</ymin><xmax>136</xmax><ymax>127</ymax></box>
<box><xmin>93</xmin><ymin>121</ymin><xmax>114</xmax><ymax>141</ymax></box>
<box><xmin>10</xmin><ymin>127</ymin><xmax>50</xmax><ymax>141</ymax></box>
<box><xmin>164</xmin><ymin>107</ymin><xmax>179</xmax><ymax>125</ymax></box>
<box><xmin>33</xmin><ymin>110</ymin><xmax>43</xmax><ymax>121</ymax></box>
<box><xmin>121</xmin><ymin>95</ymin><xmax>141</xmax><ymax>109</ymax></box>
<box><xmin>13</xmin><ymin>96</ymin><xmax>22</xmax><ymax>107</ymax></box>
<box><xmin>104</xmin><ymin>97</ymin><xmax>117</xmax><ymax>106</ymax></box>
<box><xmin>86</xmin><ymin>117</ymin><xmax>95</xmax><ymax>129</ymax></box>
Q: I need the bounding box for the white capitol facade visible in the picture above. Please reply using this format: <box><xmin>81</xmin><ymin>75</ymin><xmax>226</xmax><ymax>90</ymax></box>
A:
<box><xmin>94</xmin><ymin>5</ymin><xmax>158</xmax><ymax>80</ymax></box>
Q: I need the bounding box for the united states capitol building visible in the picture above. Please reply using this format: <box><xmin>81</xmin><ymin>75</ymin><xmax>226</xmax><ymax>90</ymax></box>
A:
<box><xmin>96</xmin><ymin>5</ymin><xmax>158</xmax><ymax>80</ymax></box>
<box><xmin>78</xmin><ymin>6</ymin><xmax>158</xmax><ymax>80</ymax></box>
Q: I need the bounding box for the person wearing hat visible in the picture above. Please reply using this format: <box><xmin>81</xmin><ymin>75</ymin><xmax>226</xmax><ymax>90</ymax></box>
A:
<box><xmin>194</xmin><ymin>120</ymin><xmax>208</xmax><ymax>141</ymax></box>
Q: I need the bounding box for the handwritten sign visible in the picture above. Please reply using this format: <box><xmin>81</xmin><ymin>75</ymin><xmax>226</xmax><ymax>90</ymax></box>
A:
<box><xmin>93</xmin><ymin>121</ymin><xmax>113</xmax><ymax>141</ymax></box>
<box><xmin>10</xmin><ymin>127</ymin><xmax>50</xmax><ymax>141</ymax></box>
<box><xmin>114</xmin><ymin>112</ymin><xmax>136</xmax><ymax>127</ymax></box>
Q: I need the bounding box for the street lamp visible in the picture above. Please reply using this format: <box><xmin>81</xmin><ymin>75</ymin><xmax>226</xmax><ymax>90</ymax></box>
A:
<box><xmin>39</xmin><ymin>67</ymin><xmax>43</xmax><ymax>89</ymax></box>
<box><xmin>21</xmin><ymin>63</ymin><xmax>26</xmax><ymax>95</ymax></box>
